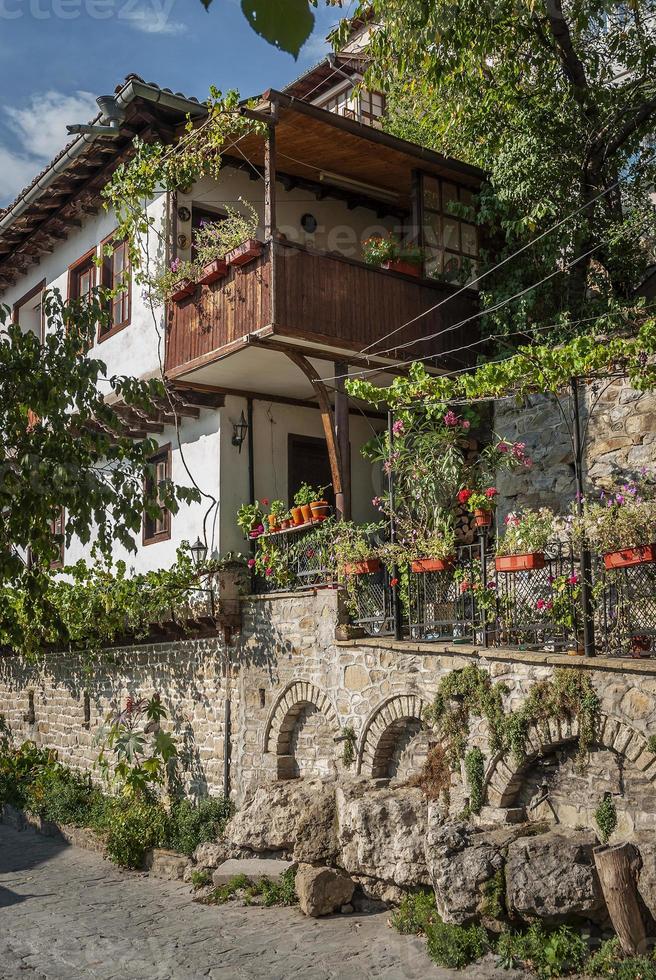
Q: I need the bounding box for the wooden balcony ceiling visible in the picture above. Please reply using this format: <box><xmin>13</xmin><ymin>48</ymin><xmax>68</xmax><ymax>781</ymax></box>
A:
<box><xmin>237</xmin><ymin>91</ymin><xmax>484</xmax><ymax>211</ymax></box>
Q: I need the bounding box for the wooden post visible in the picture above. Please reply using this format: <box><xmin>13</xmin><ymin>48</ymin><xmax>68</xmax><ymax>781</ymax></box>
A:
<box><xmin>283</xmin><ymin>350</ymin><xmax>345</xmax><ymax>519</ymax></box>
<box><xmin>264</xmin><ymin>123</ymin><xmax>276</xmax><ymax>240</ymax></box>
<box><xmin>594</xmin><ymin>843</ymin><xmax>647</xmax><ymax>956</ymax></box>
<box><xmin>334</xmin><ymin>360</ymin><xmax>351</xmax><ymax>521</ymax></box>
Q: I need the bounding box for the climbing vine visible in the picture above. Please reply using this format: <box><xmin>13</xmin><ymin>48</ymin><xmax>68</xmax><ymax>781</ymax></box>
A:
<box><xmin>419</xmin><ymin>665</ymin><xmax>601</xmax><ymax>808</ymax></box>
<box><xmin>594</xmin><ymin>793</ymin><xmax>617</xmax><ymax>845</ymax></box>
<box><xmin>341</xmin><ymin>726</ymin><xmax>356</xmax><ymax>768</ymax></box>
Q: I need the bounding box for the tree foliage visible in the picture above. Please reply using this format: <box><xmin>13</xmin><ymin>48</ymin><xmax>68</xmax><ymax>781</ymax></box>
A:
<box><xmin>0</xmin><ymin>291</ymin><xmax>199</xmax><ymax>594</ymax></box>
<box><xmin>355</xmin><ymin>0</ymin><xmax>656</xmax><ymax>341</ymax></box>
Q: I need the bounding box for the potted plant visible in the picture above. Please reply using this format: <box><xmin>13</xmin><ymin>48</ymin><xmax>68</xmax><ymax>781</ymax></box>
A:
<box><xmin>252</xmin><ymin>539</ymin><xmax>293</xmax><ymax>588</ymax></box>
<box><xmin>458</xmin><ymin>487</ymin><xmax>498</xmax><ymax>528</ymax></box>
<box><xmin>310</xmin><ymin>489</ymin><xmax>331</xmax><ymax>521</ymax></box>
<box><xmin>294</xmin><ymin>483</ymin><xmax>325</xmax><ymax>524</ymax></box>
<box><xmin>236</xmin><ymin>501</ymin><xmax>264</xmax><ymax>539</ymax></box>
<box><xmin>362</xmin><ymin>233</ymin><xmax>423</xmax><ymax>278</ymax></box>
<box><xmin>162</xmin><ymin>258</ymin><xmax>197</xmax><ymax>302</ymax></box>
<box><xmin>495</xmin><ymin>508</ymin><xmax>554</xmax><ymax>571</ymax></box>
<box><xmin>197</xmin><ymin>256</ymin><xmax>228</xmax><ymax>286</ymax></box>
<box><xmin>380</xmin><ymin>514</ymin><xmax>457</xmax><ymax>574</ymax></box>
<box><xmin>267</xmin><ymin>500</ymin><xmax>286</xmax><ymax>533</ymax></box>
<box><xmin>290</xmin><ymin>504</ymin><xmax>305</xmax><ymax>527</ymax></box>
<box><xmin>332</xmin><ymin>521</ymin><xmax>384</xmax><ymax>576</ymax></box>
<box><xmin>571</xmin><ymin>479</ymin><xmax>656</xmax><ymax>570</ymax></box>
<box><xmin>280</xmin><ymin>512</ymin><xmax>292</xmax><ymax>530</ymax></box>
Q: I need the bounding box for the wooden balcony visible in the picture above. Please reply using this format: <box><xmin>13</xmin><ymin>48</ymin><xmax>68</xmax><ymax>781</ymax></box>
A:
<box><xmin>165</xmin><ymin>241</ymin><xmax>479</xmax><ymax>389</ymax></box>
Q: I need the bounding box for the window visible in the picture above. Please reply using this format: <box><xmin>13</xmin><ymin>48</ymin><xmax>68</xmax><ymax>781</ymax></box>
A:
<box><xmin>13</xmin><ymin>279</ymin><xmax>46</xmax><ymax>342</ymax></box>
<box><xmin>288</xmin><ymin>435</ymin><xmax>334</xmax><ymax>509</ymax></box>
<box><xmin>68</xmin><ymin>249</ymin><xmax>96</xmax><ymax>304</ymax></box>
<box><xmin>99</xmin><ymin>236</ymin><xmax>131</xmax><ymax>339</ymax></box>
<box><xmin>420</xmin><ymin>175</ymin><xmax>479</xmax><ymax>282</ymax></box>
<box><xmin>50</xmin><ymin>507</ymin><xmax>65</xmax><ymax>569</ymax></box>
<box><xmin>143</xmin><ymin>444</ymin><xmax>172</xmax><ymax>545</ymax></box>
<box><xmin>191</xmin><ymin>206</ymin><xmax>225</xmax><ymax>262</ymax></box>
<box><xmin>359</xmin><ymin>90</ymin><xmax>386</xmax><ymax>128</ymax></box>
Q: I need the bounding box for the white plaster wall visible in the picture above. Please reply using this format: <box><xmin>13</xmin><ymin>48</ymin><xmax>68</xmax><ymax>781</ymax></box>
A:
<box><xmin>181</xmin><ymin>165</ymin><xmax>400</xmax><ymax>264</ymax></box>
<box><xmin>3</xmin><ymin>193</ymin><xmax>168</xmax><ymax>388</ymax></box>
<box><xmin>218</xmin><ymin>393</ymin><xmax>385</xmax><ymax>555</ymax></box>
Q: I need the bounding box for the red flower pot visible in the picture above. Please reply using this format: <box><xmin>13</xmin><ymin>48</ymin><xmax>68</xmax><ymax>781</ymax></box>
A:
<box><xmin>291</xmin><ymin>506</ymin><xmax>304</xmax><ymax>527</ymax></box>
<box><xmin>381</xmin><ymin>259</ymin><xmax>421</xmax><ymax>278</ymax></box>
<box><xmin>474</xmin><ymin>508</ymin><xmax>493</xmax><ymax>528</ymax></box>
<box><xmin>495</xmin><ymin>553</ymin><xmax>546</xmax><ymax>573</ymax></box>
<box><xmin>198</xmin><ymin>258</ymin><xmax>227</xmax><ymax>286</ymax></box>
<box><xmin>310</xmin><ymin>500</ymin><xmax>330</xmax><ymax>520</ymax></box>
<box><xmin>411</xmin><ymin>556</ymin><xmax>455</xmax><ymax>573</ymax></box>
<box><xmin>226</xmin><ymin>238</ymin><xmax>263</xmax><ymax>267</ymax></box>
<box><xmin>170</xmin><ymin>278</ymin><xmax>195</xmax><ymax>302</ymax></box>
<box><xmin>603</xmin><ymin>544</ymin><xmax>656</xmax><ymax>570</ymax></box>
<box><xmin>343</xmin><ymin>559</ymin><xmax>381</xmax><ymax>576</ymax></box>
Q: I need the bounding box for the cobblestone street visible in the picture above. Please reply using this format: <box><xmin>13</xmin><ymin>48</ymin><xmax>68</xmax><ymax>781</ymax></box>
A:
<box><xmin>0</xmin><ymin>824</ymin><xmax>524</xmax><ymax>980</ymax></box>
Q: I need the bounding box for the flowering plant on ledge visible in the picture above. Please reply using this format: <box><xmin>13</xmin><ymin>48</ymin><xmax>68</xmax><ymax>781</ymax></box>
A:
<box><xmin>457</xmin><ymin>486</ymin><xmax>498</xmax><ymax>514</ymax></box>
<box><xmin>571</xmin><ymin>476</ymin><xmax>656</xmax><ymax>558</ymax></box>
<box><xmin>362</xmin><ymin>233</ymin><xmax>423</xmax><ymax>268</ymax></box>
<box><xmin>496</xmin><ymin>508</ymin><xmax>555</xmax><ymax>556</ymax></box>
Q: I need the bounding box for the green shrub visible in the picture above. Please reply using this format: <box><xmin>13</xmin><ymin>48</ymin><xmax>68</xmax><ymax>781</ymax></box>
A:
<box><xmin>190</xmin><ymin>869</ymin><xmax>212</xmax><ymax>889</ymax></box>
<box><xmin>391</xmin><ymin>891</ymin><xmax>438</xmax><ymax>935</ymax></box>
<box><xmin>205</xmin><ymin>873</ymin><xmax>250</xmax><ymax>905</ymax></box>
<box><xmin>204</xmin><ymin>869</ymin><xmax>297</xmax><ymax>908</ymax></box>
<box><xmin>464</xmin><ymin>747</ymin><xmax>485</xmax><ymax>814</ymax></box>
<box><xmin>586</xmin><ymin>939</ymin><xmax>656</xmax><ymax>980</ymax></box>
<box><xmin>166</xmin><ymin>796</ymin><xmax>234</xmax><ymax>856</ymax></box>
<box><xmin>497</xmin><ymin>924</ymin><xmax>588</xmax><ymax>978</ymax></box>
<box><xmin>99</xmin><ymin>798</ymin><xmax>169</xmax><ymax>868</ymax></box>
<box><xmin>425</xmin><ymin>921</ymin><xmax>489</xmax><ymax>969</ymax></box>
<box><xmin>24</xmin><ymin>763</ymin><xmax>97</xmax><ymax>826</ymax></box>
<box><xmin>481</xmin><ymin>868</ymin><xmax>506</xmax><ymax>921</ymax></box>
<box><xmin>595</xmin><ymin>793</ymin><xmax>618</xmax><ymax>845</ymax></box>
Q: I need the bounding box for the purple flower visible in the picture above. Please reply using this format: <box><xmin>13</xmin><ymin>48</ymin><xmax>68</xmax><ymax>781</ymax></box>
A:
<box><xmin>170</xmin><ymin>257</ymin><xmax>181</xmax><ymax>273</ymax></box>
<box><xmin>392</xmin><ymin>419</ymin><xmax>405</xmax><ymax>436</ymax></box>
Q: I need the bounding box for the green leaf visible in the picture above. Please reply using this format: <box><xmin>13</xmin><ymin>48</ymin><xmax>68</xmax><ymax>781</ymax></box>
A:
<box><xmin>240</xmin><ymin>0</ymin><xmax>314</xmax><ymax>58</ymax></box>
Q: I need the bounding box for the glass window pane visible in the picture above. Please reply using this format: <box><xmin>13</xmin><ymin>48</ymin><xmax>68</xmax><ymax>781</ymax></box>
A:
<box><xmin>423</xmin><ymin>212</ymin><xmax>441</xmax><ymax>247</ymax></box>
<box><xmin>443</xmin><ymin>253</ymin><xmax>461</xmax><ymax>276</ymax></box>
<box><xmin>424</xmin><ymin>247</ymin><xmax>442</xmax><ymax>278</ymax></box>
<box><xmin>443</xmin><ymin>218</ymin><xmax>460</xmax><ymax>251</ymax></box>
<box><xmin>442</xmin><ymin>182</ymin><xmax>458</xmax><ymax>213</ymax></box>
<box><xmin>461</xmin><ymin>223</ymin><xmax>478</xmax><ymax>256</ymax></box>
<box><xmin>423</xmin><ymin>177</ymin><xmax>440</xmax><ymax>211</ymax></box>
<box><xmin>459</xmin><ymin>187</ymin><xmax>474</xmax><ymax>209</ymax></box>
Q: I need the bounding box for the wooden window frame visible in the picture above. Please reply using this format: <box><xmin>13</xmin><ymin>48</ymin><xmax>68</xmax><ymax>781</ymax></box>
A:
<box><xmin>68</xmin><ymin>246</ymin><xmax>97</xmax><ymax>303</ymax></box>
<box><xmin>50</xmin><ymin>507</ymin><xmax>65</xmax><ymax>569</ymax></box>
<box><xmin>13</xmin><ymin>278</ymin><xmax>47</xmax><ymax>343</ymax></box>
<box><xmin>98</xmin><ymin>231</ymin><xmax>131</xmax><ymax>343</ymax></box>
<box><xmin>142</xmin><ymin>443</ymin><xmax>172</xmax><ymax>546</ymax></box>
<box><xmin>417</xmin><ymin>172</ymin><xmax>479</xmax><ymax>280</ymax></box>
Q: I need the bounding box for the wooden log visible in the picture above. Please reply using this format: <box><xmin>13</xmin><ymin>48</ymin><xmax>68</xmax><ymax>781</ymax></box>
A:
<box><xmin>594</xmin><ymin>843</ymin><xmax>647</xmax><ymax>956</ymax></box>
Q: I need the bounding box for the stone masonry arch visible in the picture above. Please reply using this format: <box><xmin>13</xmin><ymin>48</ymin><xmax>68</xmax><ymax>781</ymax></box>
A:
<box><xmin>263</xmin><ymin>680</ymin><xmax>339</xmax><ymax>780</ymax></box>
<box><xmin>484</xmin><ymin>712</ymin><xmax>656</xmax><ymax>808</ymax></box>
<box><xmin>358</xmin><ymin>694</ymin><xmax>427</xmax><ymax>779</ymax></box>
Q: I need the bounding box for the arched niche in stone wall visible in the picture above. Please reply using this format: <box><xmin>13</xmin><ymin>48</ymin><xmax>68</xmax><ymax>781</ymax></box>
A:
<box><xmin>263</xmin><ymin>680</ymin><xmax>340</xmax><ymax>781</ymax></box>
<box><xmin>484</xmin><ymin>712</ymin><xmax>656</xmax><ymax>833</ymax></box>
<box><xmin>358</xmin><ymin>694</ymin><xmax>429</xmax><ymax>780</ymax></box>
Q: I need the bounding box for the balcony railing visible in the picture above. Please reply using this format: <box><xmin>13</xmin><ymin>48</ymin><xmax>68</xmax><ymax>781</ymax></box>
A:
<box><xmin>165</xmin><ymin>240</ymin><xmax>480</xmax><ymax>378</ymax></box>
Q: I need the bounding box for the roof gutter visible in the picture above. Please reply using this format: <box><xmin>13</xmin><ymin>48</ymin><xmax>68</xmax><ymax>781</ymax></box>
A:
<box><xmin>0</xmin><ymin>77</ymin><xmax>206</xmax><ymax>237</ymax></box>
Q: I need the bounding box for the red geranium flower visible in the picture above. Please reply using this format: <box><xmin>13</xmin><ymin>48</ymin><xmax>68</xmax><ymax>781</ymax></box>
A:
<box><xmin>390</xmin><ymin>577</ymin><xmax>399</xmax><ymax>587</ymax></box>
<box><xmin>485</xmin><ymin>487</ymin><xmax>498</xmax><ymax>498</ymax></box>
<box><xmin>457</xmin><ymin>489</ymin><xmax>472</xmax><ymax>505</ymax></box>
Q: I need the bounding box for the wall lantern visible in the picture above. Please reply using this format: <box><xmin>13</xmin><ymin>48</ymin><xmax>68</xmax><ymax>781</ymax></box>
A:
<box><xmin>232</xmin><ymin>410</ymin><xmax>249</xmax><ymax>453</ymax></box>
<box><xmin>190</xmin><ymin>536</ymin><xmax>208</xmax><ymax>569</ymax></box>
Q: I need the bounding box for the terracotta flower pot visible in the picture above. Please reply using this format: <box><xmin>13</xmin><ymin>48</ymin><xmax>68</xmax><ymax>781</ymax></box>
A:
<box><xmin>197</xmin><ymin>258</ymin><xmax>228</xmax><ymax>286</ymax></box>
<box><xmin>291</xmin><ymin>506</ymin><xmax>304</xmax><ymax>526</ymax></box>
<box><xmin>281</xmin><ymin>519</ymin><xmax>291</xmax><ymax>530</ymax></box>
<box><xmin>267</xmin><ymin>515</ymin><xmax>279</xmax><ymax>532</ymax></box>
<box><xmin>630</xmin><ymin>635</ymin><xmax>651</xmax><ymax>656</ymax></box>
<box><xmin>226</xmin><ymin>238</ymin><xmax>263</xmax><ymax>267</ymax></box>
<box><xmin>381</xmin><ymin>259</ymin><xmax>421</xmax><ymax>278</ymax></box>
<box><xmin>300</xmin><ymin>504</ymin><xmax>313</xmax><ymax>524</ymax></box>
<box><xmin>474</xmin><ymin>508</ymin><xmax>493</xmax><ymax>528</ymax></box>
<box><xmin>343</xmin><ymin>558</ymin><xmax>381</xmax><ymax>575</ymax></box>
<box><xmin>170</xmin><ymin>278</ymin><xmax>195</xmax><ymax>302</ymax></box>
<box><xmin>495</xmin><ymin>553</ymin><xmax>546</xmax><ymax>573</ymax></box>
<box><xmin>411</xmin><ymin>556</ymin><xmax>455</xmax><ymax>573</ymax></box>
<box><xmin>310</xmin><ymin>500</ymin><xmax>330</xmax><ymax>519</ymax></box>
<box><xmin>603</xmin><ymin>544</ymin><xmax>656</xmax><ymax>570</ymax></box>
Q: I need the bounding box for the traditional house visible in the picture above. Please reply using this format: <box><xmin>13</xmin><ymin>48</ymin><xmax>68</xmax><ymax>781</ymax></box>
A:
<box><xmin>0</xmin><ymin>71</ymin><xmax>483</xmax><ymax>571</ymax></box>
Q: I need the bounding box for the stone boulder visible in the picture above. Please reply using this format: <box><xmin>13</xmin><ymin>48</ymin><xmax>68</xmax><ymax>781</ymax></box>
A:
<box><xmin>224</xmin><ymin>779</ymin><xmax>337</xmax><ymax>863</ymax></box>
<box><xmin>191</xmin><ymin>842</ymin><xmax>231</xmax><ymax>870</ymax></box>
<box><xmin>426</xmin><ymin>821</ymin><xmax>523</xmax><ymax>925</ymax></box>
<box><xmin>336</xmin><ymin>782</ymin><xmax>429</xmax><ymax>888</ymax></box>
<box><xmin>505</xmin><ymin>830</ymin><xmax>608</xmax><ymax>926</ymax></box>
<box><xmin>296</xmin><ymin>864</ymin><xmax>355</xmax><ymax>917</ymax></box>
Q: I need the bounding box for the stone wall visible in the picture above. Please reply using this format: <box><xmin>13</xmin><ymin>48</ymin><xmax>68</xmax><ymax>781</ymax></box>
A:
<box><xmin>493</xmin><ymin>377</ymin><xmax>656</xmax><ymax>518</ymax></box>
<box><xmin>3</xmin><ymin>587</ymin><xmax>656</xmax><ymax>842</ymax></box>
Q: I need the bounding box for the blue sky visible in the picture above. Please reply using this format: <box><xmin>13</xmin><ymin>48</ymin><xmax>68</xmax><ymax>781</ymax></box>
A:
<box><xmin>0</xmin><ymin>0</ymin><xmax>345</xmax><ymax>205</ymax></box>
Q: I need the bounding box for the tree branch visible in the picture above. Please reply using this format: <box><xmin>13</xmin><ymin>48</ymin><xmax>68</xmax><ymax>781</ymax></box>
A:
<box><xmin>544</xmin><ymin>0</ymin><xmax>592</xmax><ymax>99</ymax></box>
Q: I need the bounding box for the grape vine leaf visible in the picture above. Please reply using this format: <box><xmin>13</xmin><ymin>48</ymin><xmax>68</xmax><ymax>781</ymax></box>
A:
<box><xmin>240</xmin><ymin>0</ymin><xmax>315</xmax><ymax>58</ymax></box>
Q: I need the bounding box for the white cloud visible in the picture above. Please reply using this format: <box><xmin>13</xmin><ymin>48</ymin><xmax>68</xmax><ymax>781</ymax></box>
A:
<box><xmin>0</xmin><ymin>90</ymin><xmax>97</xmax><ymax>207</ymax></box>
<box><xmin>6</xmin><ymin>90</ymin><xmax>97</xmax><ymax>160</ymax></box>
<box><xmin>120</xmin><ymin>0</ymin><xmax>187</xmax><ymax>35</ymax></box>
<box><xmin>300</xmin><ymin>32</ymin><xmax>332</xmax><ymax>62</ymax></box>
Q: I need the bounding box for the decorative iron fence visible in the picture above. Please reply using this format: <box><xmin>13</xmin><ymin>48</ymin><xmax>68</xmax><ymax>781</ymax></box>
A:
<box><xmin>253</xmin><ymin>522</ymin><xmax>331</xmax><ymax>595</ymax></box>
<box><xmin>407</xmin><ymin>543</ymin><xmax>485</xmax><ymax>644</ymax></box>
<box><xmin>347</xmin><ymin>562</ymin><xmax>396</xmax><ymax>637</ymax></box>
<box><xmin>598</xmin><ymin>559</ymin><xmax>656</xmax><ymax>657</ymax></box>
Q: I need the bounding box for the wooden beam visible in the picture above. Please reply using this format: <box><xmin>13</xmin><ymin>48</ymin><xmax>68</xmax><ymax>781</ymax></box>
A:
<box><xmin>264</xmin><ymin>123</ymin><xmax>277</xmax><ymax>241</ymax></box>
<box><xmin>334</xmin><ymin>359</ymin><xmax>352</xmax><ymax>520</ymax></box>
<box><xmin>283</xmin><ymin>349</ymin><xmax>345</xmax><ymax>520</ymax></box>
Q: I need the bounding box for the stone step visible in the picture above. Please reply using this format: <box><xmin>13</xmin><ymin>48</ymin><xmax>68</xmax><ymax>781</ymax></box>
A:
<box><xmin>212</xmin><ymin>858</ymin><xmax>294</xmax><ymax>887</ymax></box>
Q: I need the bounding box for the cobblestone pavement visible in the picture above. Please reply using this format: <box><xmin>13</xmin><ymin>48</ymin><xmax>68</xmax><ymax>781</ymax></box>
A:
<box><xmin>0</xmin><ymin>824</ymin><xmax>521</xmax><ymax>980</ymax></box>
